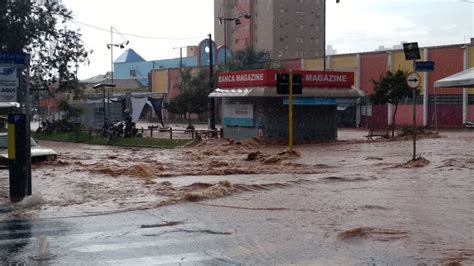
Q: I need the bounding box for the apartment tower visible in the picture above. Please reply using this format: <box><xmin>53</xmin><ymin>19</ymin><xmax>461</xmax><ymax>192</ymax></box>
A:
<box><xmin>214</xmin><ymin>0</ymin><xmax>325</xmax><ymax>60</ymax></box>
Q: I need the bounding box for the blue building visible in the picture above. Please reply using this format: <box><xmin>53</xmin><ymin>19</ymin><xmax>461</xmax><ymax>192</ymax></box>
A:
<box><xmin>113</xmin><ymin>39</ymin><xmax>222</xmax><ymax>87</ymax></box>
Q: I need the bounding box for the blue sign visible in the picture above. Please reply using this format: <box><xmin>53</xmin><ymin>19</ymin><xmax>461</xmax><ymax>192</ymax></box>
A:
<box><xmin>0</xmin><ymin>52</ymin><xmax>30</xmax><ymax>66</ymax></box>
<box><xmin>415</xmin><ymin>61</ymin><xmax>435</xmax><ymax>72</ymax></box>
<box><xmin>8</xmin><ymin>113</ymin><xmax>26</xmax><ymax>125</ymax></box>
<box><xmin>223</xmin><ymin>117</ymin><xmax>254</xmax><ymax>127</ymax></box>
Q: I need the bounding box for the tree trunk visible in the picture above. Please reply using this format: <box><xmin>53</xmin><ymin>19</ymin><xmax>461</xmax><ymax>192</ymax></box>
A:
<box><xmin>188</xmin><ymin>112</ymin><xmax>191</xmax><ymax>127</ymax></box>
<box><xmin>391</xmin><ymin>103</ymin><xmax>398</xmax><ymax>137</ymax></box>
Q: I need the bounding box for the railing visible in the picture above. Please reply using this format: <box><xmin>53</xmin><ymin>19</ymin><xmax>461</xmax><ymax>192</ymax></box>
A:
<box><xmin>87</xmin><ymin>126</ymin><xmax>223</xmax><ymax>140</ymax></box>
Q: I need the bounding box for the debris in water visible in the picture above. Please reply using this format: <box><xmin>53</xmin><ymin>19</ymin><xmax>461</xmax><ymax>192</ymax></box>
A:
<box><xmin>140</xmin><ymin>221</ymin><xmax>183</xmax><ymax>228</ymax></box>
<box><xmin>247</xmin><ymin>151</ymin><xmax>264</xmax><ymax>161</ymax></box>
<box><xmin>401</xmin><ymin>157</ymin><xmax>430</xmax><ymax>168</ymax></box>
<box><xmin>338</xmin><ymin>227</ymin><xmax>407</xmax><ymax>241</ymax></box>
<box><xmin>321</xmin><ymin>176</ymin><xmax>370</xmax><ymax>182</ymax></box>
<box><xmin>365</xmin><ymin>156</ymin><xmax>383</xmax><ymax>160</ymax></box>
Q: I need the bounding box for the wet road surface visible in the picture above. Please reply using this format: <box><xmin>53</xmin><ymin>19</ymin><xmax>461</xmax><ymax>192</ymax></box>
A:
<box><xmin>0</xmin><ymin>129</ymin><xmax>473</xmax><ymax>264</ymax></box>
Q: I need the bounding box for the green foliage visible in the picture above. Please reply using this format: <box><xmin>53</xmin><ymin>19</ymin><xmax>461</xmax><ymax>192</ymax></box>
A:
<box><xmin>370</xmin><ymin>70</ymin><xmax>420</xmax><ymax>136</ymax></box>
<box><xmin>165</xmin><ymin>69</ymin><xmax>210</xmax><ymax>120</ymax></box>
<box><xmin>224</xmin><ymin>46</ymin><xmax>272</xmax><ymax>71</ymax></box>
<box><xmin>33</xmin><ymin>132</ymin><xmax>191</xmax><ymax>149</ymax></box>
<box><xmin>0</xmin><ymin>0</ymin><xmax>89</xmax><ymax>93</ymax></box>
<box><xmin>370</xmin><ymin>70</ymin><xmax>417</xmax><ymax>105</ymax></box>
<box><xmin>58</xmin><ymin>100</ymin><xmax>83</xmax><ymax>120</ymax></box>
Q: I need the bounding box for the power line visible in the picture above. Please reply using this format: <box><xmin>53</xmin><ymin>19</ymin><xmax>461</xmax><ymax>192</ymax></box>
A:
<box><xmin>71</xmin><ymin>19</ymin><xmax>206</xmax><ymax>41</ymax></box>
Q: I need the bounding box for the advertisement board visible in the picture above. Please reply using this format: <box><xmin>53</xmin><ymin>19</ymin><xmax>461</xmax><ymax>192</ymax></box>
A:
<box><xmin>0</xmin><ymin>67</ymin><xmax>17</xmax><ymax>102</ymax></box>
<box><xmin>218</xmin><ymin>70</ymin><xmax>354</xmax><ymax>89</ymax></box>
<box><xmin>223</xmin><ymin>104</ymin><xmax>254</xmax><ymax>127</ymax></box>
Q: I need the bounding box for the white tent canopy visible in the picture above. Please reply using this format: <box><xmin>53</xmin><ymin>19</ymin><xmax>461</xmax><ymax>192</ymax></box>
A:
<box><xmin>434</xmin><ymin>67</ymin><xmax>474</xmax><ymax>88</ymax></box>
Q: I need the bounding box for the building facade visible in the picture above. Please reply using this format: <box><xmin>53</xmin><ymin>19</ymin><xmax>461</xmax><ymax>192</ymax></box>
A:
<box><xmin>214</xmin><ymin>0</ymin><xmax>325</xmax><ymax>60</ymax></box>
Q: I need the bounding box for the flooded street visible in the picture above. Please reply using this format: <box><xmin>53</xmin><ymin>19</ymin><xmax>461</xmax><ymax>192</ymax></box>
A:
<box><xmin>0</xmin><ymin>129</ymin><xmax>473</xmax><ymax>264</ymax></box>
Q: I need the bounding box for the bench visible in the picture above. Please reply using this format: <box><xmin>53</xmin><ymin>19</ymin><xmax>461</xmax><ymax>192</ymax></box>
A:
<box><xmin>365</xmin><ymin>128</ymin><xmax>389</xmax><ymax>140</ymax></box>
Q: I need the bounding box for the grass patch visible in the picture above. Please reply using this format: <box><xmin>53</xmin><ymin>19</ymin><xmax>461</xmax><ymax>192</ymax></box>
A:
<box><xmin>32</xmin><ymin>132</ymin><xmax>191</xmax><ymax>149</ymax></box>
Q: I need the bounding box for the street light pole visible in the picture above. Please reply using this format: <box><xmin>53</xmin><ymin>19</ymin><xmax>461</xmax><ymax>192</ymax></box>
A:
<box><xmin>208</xmin><ymin>34</ymin><xmax>216</xmax><ymax>130</ymax></box>
<box><xmin>323</xmin><ymin>0</ymin><xmax>341</xmax><ymax>71</ymax></box>
<box><xmin>218</xmin><ymin>5</ymin><xmax>251</xmax><ymax>70</ymax></box>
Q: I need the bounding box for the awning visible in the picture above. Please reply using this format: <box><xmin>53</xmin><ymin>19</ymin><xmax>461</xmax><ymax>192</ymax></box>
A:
<box><xmin>0</xmin><ymin>102</ymin><xmax>20</xmax><ymax>109</ymax></box>
<box><xmin>434</xmin><ymin>67</ymin><xmax>474</xmax><ymax>88</ymax></box>
<box><xmin>209</xmin><ymin>86</ymin><xmax>365</xmax><ymax>98</ymax></box>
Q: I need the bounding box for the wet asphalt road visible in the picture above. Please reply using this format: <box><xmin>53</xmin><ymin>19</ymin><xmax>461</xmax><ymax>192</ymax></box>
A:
<box><xmin>2</xmin><ymin>179</ymin><xmax>471</xmax><ymax>265</ymax></box>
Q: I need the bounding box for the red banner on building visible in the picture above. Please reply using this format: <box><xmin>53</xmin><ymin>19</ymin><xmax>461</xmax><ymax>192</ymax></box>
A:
<box><xmin>217</xmin><ymin>70</ymin><xmax>354</xmax><ymax>89</ymax></box>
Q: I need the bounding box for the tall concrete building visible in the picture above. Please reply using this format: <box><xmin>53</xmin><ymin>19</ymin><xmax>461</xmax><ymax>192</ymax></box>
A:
<box><xmin>214</xmin><ymin>0</ymin><xmax>325</xmax><ymax>60</ymax></box>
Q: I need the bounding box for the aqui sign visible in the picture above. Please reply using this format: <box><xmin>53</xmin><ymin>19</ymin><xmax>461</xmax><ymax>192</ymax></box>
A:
<box><xmin>0</xmin><ymin>52</ymin><xmax>30</xmax><ymax>103</ymax></box>
<box><xmin>0</xmin><ymin>67</ymin><xmax>18</xmax><ymax>102</ymax></box>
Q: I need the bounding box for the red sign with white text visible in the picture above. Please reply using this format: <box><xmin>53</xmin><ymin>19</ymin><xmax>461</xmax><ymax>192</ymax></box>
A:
<box><xmin>217</xmin><ymin>70</ymin><xmax>354</xmax><ymax>89</ymax></box>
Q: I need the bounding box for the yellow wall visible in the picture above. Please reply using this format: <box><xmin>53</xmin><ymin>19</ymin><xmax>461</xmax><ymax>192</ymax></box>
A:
<box><xmin>303</xmin><ymin>58</ymin><xmax>323</xmax><ymax>70</ymax></box>
<box><xmin>329</xmin><ymin>55</ymin><xmax>358</xmax><ymax>87</ymax></box>
<box><xmin>330</xmin><ymin>55</ymin><xmax>357</xmax><ymax>70</ymax></box>
<box><xmin>392</xmin><ymin>51</ymin><xmax>428</xmax><ymax>94</ymax></box>
<box><xmin>152</xmin><ymin>70</ymin><xmax>168</xmax><ymax>94</ymax></box>
<box><xmin>469</xmin><ymin>46</ymin><xmax>474</xmax><ymax>68</ymax></box>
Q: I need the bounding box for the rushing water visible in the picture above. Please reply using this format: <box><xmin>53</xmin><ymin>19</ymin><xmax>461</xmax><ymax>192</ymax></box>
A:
<box><xmin>0</xmin><ymin>129</ymin><xmax>473</xmax><ymax>264</ymax></box>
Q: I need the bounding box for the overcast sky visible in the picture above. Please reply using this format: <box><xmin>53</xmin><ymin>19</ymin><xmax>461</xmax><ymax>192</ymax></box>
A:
<box><xmin>62</xmin><ymin>0</ymin><xmax>473</xmax><ymax>79</ymax></box>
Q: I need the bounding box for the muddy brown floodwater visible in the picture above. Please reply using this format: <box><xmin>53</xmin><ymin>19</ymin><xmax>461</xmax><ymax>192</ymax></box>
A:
<box><xmin>0</xmin><ymin>129</ymin><xmax>473</xmax><ymax>264</ymax></box>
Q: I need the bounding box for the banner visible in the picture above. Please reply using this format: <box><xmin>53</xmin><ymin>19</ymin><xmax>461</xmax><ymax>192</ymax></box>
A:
<box><xmin>148</xmin><ymin>97</ymin><xmax>165</xmax><ymax>128</ymax></box>
<box><xmin>217</xmin><ymin>70</ymin><xmax>354</xmax><ymax>89</ymax></box>
<box><xmin>0</xmin><ymin>67</ymin><xmax>17</xmax><ymax>102</ymax></box>
<box><xmin>223</xmin><ymin>104</ymin><xmax>254</xmax><ymax>127</ymax></box>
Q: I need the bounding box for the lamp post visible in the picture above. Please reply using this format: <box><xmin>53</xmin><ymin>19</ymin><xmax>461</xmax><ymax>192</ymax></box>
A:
<box><xmin>93</xmin><ymin>83</ymin><xmax>116</xmax><ymax>131</ymax></box>
<box><xmin>106</xmin><ymin>27</ymin><xmax>128</xmax><ymax>124</ymax></box>
<box><xmin>217</xmin><ymin>7</ymin><xmax>251</xmax><ymax>69</ymax></box>
<box><xmin>323</xmin><ymin>0</ymin><xmax>341</xmax><ymax>71</ymax></box>
<box><xmin>106</xmin><ymin>26</ymin><xmax>129</xmax><ymax>84</ymax></box>
<box><xmin>208</xmin><ymin>34</ymin><xmax>216</xmax><ymax>130</ymax></box>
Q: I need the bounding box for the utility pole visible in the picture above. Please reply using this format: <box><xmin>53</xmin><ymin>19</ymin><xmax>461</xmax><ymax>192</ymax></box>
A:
<box><xmin>323</xmin><ymin>0</ymin><xmax>341</xmax><ymax>71</ymax></box>
<box><xmin>208</xmin><ymin>34</ymin><xmax>216</xmax><ymax>130</ymax></box>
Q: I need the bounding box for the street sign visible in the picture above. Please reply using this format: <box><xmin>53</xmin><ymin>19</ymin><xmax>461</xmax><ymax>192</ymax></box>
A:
<box><xmin>407</xmin><ymin>72</ymin><xmax>421</xmax><ymax>89</ymax></box>
<box><xmin>0</xmin><ymin>52</ymin><xmax>30</xmax><ymax>66</ymax></box>
<box><xmin>415</xmin><ymin>61</ymin><xmax>435</xmax><ymax>72</ymax></box>
<box><xmin>403</xmin><ymin>42</ymin><xmax>420</xmax><ymax>60</ymax></box>
<box><xmin>276</xmin><ymin>73</ymin><xmax>302</xmax><ymax>95</ymax></box>
<box><xmin>0</xmin><ymin>66</ymin><xmax>17</xmax><ymax>102</ymax></box>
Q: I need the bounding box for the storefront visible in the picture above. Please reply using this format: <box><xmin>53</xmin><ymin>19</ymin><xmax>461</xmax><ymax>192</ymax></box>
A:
<box><xmin>210</xmin><ymin>70</ymin><xmax>364</xmax><ymax>143</ymax></box>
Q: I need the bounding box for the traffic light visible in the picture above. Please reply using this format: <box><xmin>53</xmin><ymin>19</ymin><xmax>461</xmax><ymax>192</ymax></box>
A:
<box><xmin>277</xmin><ymin>73</ymin><xmax>289</xmax><ymax>94</ymax></box>
<box><xmin>276</xmin><ymin>73</ymin><xmax>302</xmax><ymax>95</ymax></box>
<box><xmin>292</xmin><ymin>74</ymin><xmax>302</xmax><ymax>95</ymax></box>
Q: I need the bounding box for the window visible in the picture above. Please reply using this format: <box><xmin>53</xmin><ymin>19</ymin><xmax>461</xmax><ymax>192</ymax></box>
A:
<box><xmin>130</xmin><ymin>69</ymin><xmax>136</xmax><ymax>77</ymax></box>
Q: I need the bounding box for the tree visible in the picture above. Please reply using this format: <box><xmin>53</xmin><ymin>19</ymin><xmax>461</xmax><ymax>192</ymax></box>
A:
<box><xmin>370</xmin><ymin>70</ymin><xmax>419</xmax><ymax>137</ymax></box>
<box><xmin>224</xmin><ymin>45</ymin><xmax>272</xmax><ymax>71</ymax></box>
<box><xmin>0</xmin><ymin>0</ymin><xmax>89</xmax><ymax>94</ymax></box>
<box><xmin>165</xmin><ymin>69</ymin><xmax>210</xmax><ymax>126</ymax></box>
